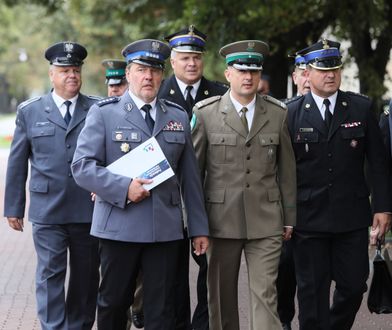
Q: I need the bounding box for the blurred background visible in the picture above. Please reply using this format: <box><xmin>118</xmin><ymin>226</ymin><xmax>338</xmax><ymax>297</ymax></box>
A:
<box><xmin>0</xmin><ymin>0</ymin><xmax>391</xmax><ymax>115</ymax></box>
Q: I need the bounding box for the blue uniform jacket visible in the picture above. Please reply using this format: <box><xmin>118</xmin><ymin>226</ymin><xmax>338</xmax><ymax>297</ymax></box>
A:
<box><xmin>71</xmin><ymin>92</ymin><xmax>209</xmax><ymax>243</ymax></box>
<box><xmin>4</xmin><ymin>92</ymin><xmax>99</xmax><ymax>224</ymax></box>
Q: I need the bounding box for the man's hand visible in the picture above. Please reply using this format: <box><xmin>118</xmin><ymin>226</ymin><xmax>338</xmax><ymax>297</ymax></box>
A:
<box><xmin>7</xmin><ymin>217</ymin><xmax>24</xmax><ymax>232</ymax></box>
<box><xmin>369</xmin><ymin>212</ymin><xmax>391</xmax><ymax>245</ymax></box>
<box><xmin>127</xmin><ymin>178</ymin><xmax>153</xmax><ymax>203</ymax></box>
<box><xmin>192</xmin><ymin>236</ymin><xmax>209</xmax><ymax>256</ymax></box>
<box><xmin>282</xmin><ymin>226</ymin><xmax>293</xmax><ymax>241</ymax></box>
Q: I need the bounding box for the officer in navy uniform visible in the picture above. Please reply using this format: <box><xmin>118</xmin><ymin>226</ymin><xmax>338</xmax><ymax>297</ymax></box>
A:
<box><xmin>379</xmin><ymin>99</ymin><xmax>392</xmax><ymax>165</ymax></box>
<box><xmin>71</xmin><ymin>39</ymin><xmax>210</xmax><ymax>330</ymax></box>
<box><xmin>102</xmin><ymin>59</ymin><xmax>128</xmax><ymax>97</ymax></box>
<box><xmin>287</xmin><ymin>39</ymin><xmax>391</xmax><ymax>330</ymax></box>
<box><xmin>4</xmin><ymin>41</ymin><xmax>100</xmax><ymax>330</ymax></box>
<box><xmin>158</xmin><ymin>25</ymin><xmax>227</xmax><ymax>330</ymax></box>
<box><xmin>277</xmin><ymin>54</ymin><xmax>310</xmax><ymax>330</ymax></box>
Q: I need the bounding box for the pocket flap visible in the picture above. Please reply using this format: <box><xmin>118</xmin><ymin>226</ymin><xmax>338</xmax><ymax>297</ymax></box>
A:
<box><xmin>32</xmin><ymin>126</ymin><xmax>55</xmax><ymax>138</ymax></box>
<box><xmin>163</xmin><ymin>132</ymin><xmax>185</xmax><ymax>144</ymax></box>
<box><xmin>259</xmin><ymin>133</ymin><xmax>280</xmax><ymax>146</ymax></box>
<box><xmin>210</xmin><ymin>133</ymin><xmax>237</xmax><ymax>146</ymax></box>
<box><xmin>341</xmin><ymin>127</ymin><xmax>365</xmax><ymax>139</ymax></box>
<box><xmin>29</xmin><ymin>180</ymin><xmax>48</xmax><ymax>193</ymax></box>
<box><xmin>111</xmin><ymin>129</ymin><xmax>141</xmax><ymax>142</ymax></box>
<box><xmin>205</xmin><ymin>189</ymin><xmax>225</xmax><ymax>203</ymax></box>
<box><xmin>293</xmin><ymin>132</ymin><xmax>319</xmax><ymax>143</ymax></box>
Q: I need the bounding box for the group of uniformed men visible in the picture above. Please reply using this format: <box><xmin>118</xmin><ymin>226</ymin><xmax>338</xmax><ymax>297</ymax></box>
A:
<box><xmin>3</xmin><ymin>24</ymin><xmax>391</xmax><ymax>330</ymax></box>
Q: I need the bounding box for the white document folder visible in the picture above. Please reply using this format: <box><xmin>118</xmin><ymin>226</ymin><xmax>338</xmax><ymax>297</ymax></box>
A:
<box><xmin>107</xmin><ymin>137</ymin><xmax>175</xmax><ymax>190</ymax></box>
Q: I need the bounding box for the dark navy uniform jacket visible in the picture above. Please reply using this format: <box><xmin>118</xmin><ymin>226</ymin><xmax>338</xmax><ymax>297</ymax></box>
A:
<box><xmin>158</xmin><ymin>75</ymin><xmax>227</xmax><ymax>117</ymax></box>
<box><xmin>287</xmin><ymin>91</ymin><xmax>391</xmax><ymax>233</ymax></box>
<box><xmin>4</xmin><ymin>93</ymin><xmax>99</xmax><ymax>224</ymax></box>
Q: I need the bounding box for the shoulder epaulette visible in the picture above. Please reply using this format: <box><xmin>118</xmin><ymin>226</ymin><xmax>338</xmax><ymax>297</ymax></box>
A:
<box><xmin>213</xmin><ymin>81</ymin><xmax>229</xmax><ymax>89</ymax></box>
<box><xmin>346</xmin><ymin>91</ymin><xmax>370</xmax><ymax>100</ymax></box>
<box><xmin>88</xmin><ymin>95</ymin><xmax>102</xmax><ymax>101</ymax></box>
<box><xmin>262</xmin><ymin>95</ymin><xmax>287</xmax><ymax>109</ymax></box>
<box><xmin>195</xmin><ymin>95</ymin><xmax>221</xmax><ymax>109</ymax></box>
<box><xmin>97</xmin><ymin>96</ymin><xmax>120</xmax><ymax>107</ymax></box>
<box><xmin>160</xmin><ymin>99</ymin><xmax>185</xmax><ymax>112</ymax></box>
<box><xmin>283</xmin><ymin>95</ymin><xmax>303</xmax><ymax>105</ymax></box>
<box><xmin>18</xmin><ymin>96</ymin><xmax>41</xmax><ymax>109</ymax></box>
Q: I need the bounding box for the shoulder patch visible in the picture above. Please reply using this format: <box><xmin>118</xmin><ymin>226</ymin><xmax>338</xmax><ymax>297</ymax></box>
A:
<box><xmin>97</xmin><ymin>96</ymin><xmax>120</xmax><ymax>107</ymax></box>
<box><xmin>262</xmin><ymin>95</ymin><xmax>287</xmax><ymax>109</ymax></box>
<box><xmin>18</xmin><ymin>96</ymin><xmax>41</xmax><ymax>109</ymax></box>
<box><xmin>195</xmin><ymin>95</ymin><xmax>221</xmax><ymax>109</ymax></box>
<box><xmin>160</xmin><ymin>99</ymin><xmax>185</xmax><ymax>112</ymax></box>
<box><xmin>346</xmin><ymin>91</ymin><xmax>370</xmax><ymax>100</ymax></box>
<box><xmin>283</xmin><ymin>95</ymin><xmax>303</xmax><ymax>105</ymax></box>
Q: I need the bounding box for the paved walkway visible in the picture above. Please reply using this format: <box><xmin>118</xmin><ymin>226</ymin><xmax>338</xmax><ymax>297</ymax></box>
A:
<box><xmin>0</xmin><ymin>147</ymin><xmax>391</xmax><ymax>329</ymax></box>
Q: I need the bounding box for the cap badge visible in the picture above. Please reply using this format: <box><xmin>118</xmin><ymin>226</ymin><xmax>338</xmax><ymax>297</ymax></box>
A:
<box><xmin>107</xmin><ymin>61</ymin><xmax>114</xmax><ymax>68</ymax></box>
<box><xmin>151</xmin><ymin>41</ymin><xmax>160</xmax><ymax>52</ymax></box>
<box><xmin>322</xmin><ymin>39</ymin><xmax>330</xmax><ymax>49</ymax></box>
<box><xmin>64</xmin><ymin>43</ymin><xmax>74</xmax><ymax>53</ymax></box>
<box><xmin>247</xmin><ymin>41</ymin><xmax>255</xmax><ymax>51</ymax></box>
<box><xmin>189</xmin><ymin>25</ymin><xmax>195</xmax><ymax>35</ymax></box>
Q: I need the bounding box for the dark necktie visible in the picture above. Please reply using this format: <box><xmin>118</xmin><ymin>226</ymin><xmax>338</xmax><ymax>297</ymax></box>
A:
<box><xmin>185</xmin><ymin>85</ymin><xmax>195</xmax><ymax>110</ymax></box>
<box><xmin>141</xmin><ymin>104</ymin><xmax>154</xmax><ymax>133</ymax></box>
<box><xmin>324</xmin><ymin>98</ymin><xmax>332</xmax><ymax>130</ymax></box>
<box><xmin>240</xmin><ymin>107</ymin><xmax>249</xmax><ymax>133</ymax></box>
<box><xmin>64</xmin><ymin>100</ymin><xmax>72</xmax><ymax>125</ymax></box>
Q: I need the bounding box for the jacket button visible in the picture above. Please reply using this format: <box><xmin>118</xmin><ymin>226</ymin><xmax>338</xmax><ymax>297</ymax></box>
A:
<box><xmin>328</xmin><ymin>153</ymin><xmax>332</xmax><ymax>157</ymax></box>
<box><xmin>68</xmin><ymin>173</ymin><xmax>72</xmax><ymax>177</ymax></box>
<box><xmin>328</xmin><ymin>168</ymin><xmax>333</xmax><ymax>172</ymax></box>
<box><xmin>246</xmin><ymin>183</ymin><xmax>250</xmax><ymax>188</ymax></box>
<box><xmin>246</xmin><ymin>169</ymin><xmax>250</xmax><ymax>174</ymax></box>
<box><xmin>328</xmin><ymin>183</ymin><xmax>333</xmax><ymax>187</ymax></box>
<box><xmin>246</xmin><ymin>143</ymin><xmax>251</xmax><ymax>147</ymax></box>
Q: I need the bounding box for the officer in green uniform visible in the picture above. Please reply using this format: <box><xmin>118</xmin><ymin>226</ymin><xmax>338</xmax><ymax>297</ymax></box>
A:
<box><xmin>102</xmin><ymin>59</ymin><xmax>128</xmax><ymax>97</ymax></box>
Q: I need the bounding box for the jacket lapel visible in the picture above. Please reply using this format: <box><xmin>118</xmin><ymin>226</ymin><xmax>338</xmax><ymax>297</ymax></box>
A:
<box><xmin>328</xmin><ymin>90</ymin><xmax>349</xmax><ymax>139</ymax></box>
<box><xmin>303</xmin><ymin>93</ymin><xmax>328</xmax><ymax>136</ymax></box>
<box><xmin>195</xmin><ymin>77</ymin><xmax>211</xmax><ymax>103</ymax></box>
<box><xmin>67</xmin><ymin>94</ymin><xmax>90</xmax><ymax>134</ymax></box>
<box><xmin>44</xmin><ymin>93</ymin><xmax>68</xmax><ymax>130</ymax></box>
<box><xmin>123</xmin><ymin>93</ymin><xmax>152</xmax><ymax>136</ymax></box>
<box><xmin>221</xmin><ymin>92</ymin><xmax>248</xmax><ymax>138</ymax></box>
<box><xmin>247</xmin><ymin>94</ymin><xmax>268</xmax><ymax>142</ymax></box>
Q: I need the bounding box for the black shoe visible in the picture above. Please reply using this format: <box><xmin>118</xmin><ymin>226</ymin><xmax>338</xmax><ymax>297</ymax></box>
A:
<box><xmin>131</xmin><ymin>309</ymin><xmax>144</xmax><ymax>329</ymax></box>
<box><xmin>281</xmin><ymin>323</ymin><xmax>292</xmax><ymax>330</ymax></box>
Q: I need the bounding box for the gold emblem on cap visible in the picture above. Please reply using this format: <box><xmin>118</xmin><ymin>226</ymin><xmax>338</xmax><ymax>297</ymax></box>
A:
<box><xmin>204</xmin><ymin>90</ymin><xmax>209</xmax><ymax>96</ymax></box>
<box><xmin>151</xmin><ymin>41</ymin><xmax>160</xmax><ymax>52</ymax></box>
<box><xmin>247</xmin><ymin>41</ymin><xmax>255</xmax><ymax>51</ymax></box>
<box><xmin>305</xmin><ymin>103</ymin><xmax>311</xmax><ymax>108</ymax></box>
<box><xmin>107</xmin><ymin>61</ymin><xmax>114</xmax><ymax>68</ymax></box>
<box><xmin>342</xmin><ymin>101</ymin><xmax>347</xmax><ymax>106</ymax></box>
<box><xmin>189</xmin><ymin>25</ymin><xmax>195</xmax><ymax>35</ymax></box>
<box><xmin>64</xmin><ymin>43</ymin><xmax>74</xmax><ymax>52</ymax></box>
<box><xmin>170</xmin><ymin>89</ymin><xmax>175</xmax><ymax>95</ymax></box>
<box><xmin>120</xmin><ymin>143</ymin><xmax>130</xmax><ymax>153</ymax></box>
<box><xmin>322</xmin><ymin>39</ymin><xmax>330</xmax><ymax>49</ymax></box>
<box><xmin>115</xmin><ymin>133</ymin><xmax>123</xmax><ymax>140</ymax></box>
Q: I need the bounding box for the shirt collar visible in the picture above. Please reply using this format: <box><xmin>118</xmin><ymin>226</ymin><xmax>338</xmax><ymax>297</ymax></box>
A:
<box><xmin>128</xmin><ymin>90</ymin><xmax>157</xmax><ymax>111</ymax></box>
<box><xmin>51</xmin><ymin>90</ymin><xmax>79</xmax><ymax>109</ymax></box>
<box><xmin>175</xmin><ymin>77</ymin><xmax>201</xmax><ymax>98</ymax></box>
<box><xmin>311</xmin><ymin>91</ymin><xmax>338</xmax><ymax>113</ymax></box>
<box><xmin>229</xmin><ymin>91</ymin><xmax>256</xmax><ymax>115</ymax></box>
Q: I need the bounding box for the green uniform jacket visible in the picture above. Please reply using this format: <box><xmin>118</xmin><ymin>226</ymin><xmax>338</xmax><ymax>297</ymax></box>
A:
<box><xmin>192</xmin><ymin>91</ymin><xmax>296</xmax><ymax>239</ymax></box>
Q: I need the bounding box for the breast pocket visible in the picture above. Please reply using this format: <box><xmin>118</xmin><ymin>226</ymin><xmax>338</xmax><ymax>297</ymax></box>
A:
<box><xmin>340</xmin><ymin>127</ymin><xmax>365</xmax><ymax>152</ymax></box>
<box><xmin>293</xmin><ymin>131</ymin><xmax>319</xmax><ymax>160</ymax></box>
<box><xmin>163</xmin><ymin>131</ymin><xmax>186</xmax><ymax>165</ymax></box>
<box><xmin>31</xmin><ymin>125</ymin><xmax>56</xmax><ymax>154</ymax></box>
<box><xmin>259</xmin><ymin>133</ymin><xmax>279</xmax><ymax>163</ymax></box>
<box><xmin>208</xmin><ymin>133</ymin><xmax>237</xmax><ymax>164</ymax></box>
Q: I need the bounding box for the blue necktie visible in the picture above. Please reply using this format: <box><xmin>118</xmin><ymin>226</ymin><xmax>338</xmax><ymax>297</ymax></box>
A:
<box><xmin>64</xmin><ymin>100</ymin><xmax>72</xmax><ymax>125</ymax></box>
<box><xmin>141</xmin><ymin>104</ymin><xmax>154</xmax><ymax>133</ymax></box>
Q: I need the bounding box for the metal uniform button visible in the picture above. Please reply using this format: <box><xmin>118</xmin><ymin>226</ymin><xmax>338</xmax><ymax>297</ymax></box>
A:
<box><xmin>68</xmin><ymin>173</ymin><xmax>72</xmax><ymax>177</ymax></box>
<box><xmin>328</xmin><ymin>168</ymin><xmax>333</xmax><ymax>172</ymax></box>
<box><xmin>328</xmin><ymin>153</ymin><xmax>332</xmax><ymax>157</ymax></box>
<box><xmin>246</xmin><ymin>169</ymin><xmax>250</xmax><ymax>174</ymax></box>
<box><xmin>246</xmin><ymin>183</ymin><xmax>250</xmax><ymax>188</ymax></box>
<box><xmin>328</xmin><ymin>183</ymin><xmax>333</xmax><ymax>187</ymax></box>
<box><xmin>246</xmin><ymin>155</ymin><xmax>251</xmax><ymax>160</ymax></box>
<box><xmin>246</xmin><ymin>143</ymin><xmax>251</xmax><ymax>147</ymax></box>
<box><xmin>66</xmin><ymin>144</ymin><xmax>71</xmax><ymax>148</ymax></box>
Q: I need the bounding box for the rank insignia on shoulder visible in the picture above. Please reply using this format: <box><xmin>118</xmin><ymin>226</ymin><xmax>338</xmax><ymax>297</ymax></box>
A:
<box><xmin>19</xmin><ymin>96</ymin><xmax>41</xmax><ymax>109</ymax></box>
<box><xmin>163</xmin><ymin>120</ymin><xmax>184</xmax><ymax>131</ymax></box>
<box><xmin>262</xmin><ymin>95</ymin><xmax>287</xmax><ymax>109</ymax></box>
<box><xmin>97</xmin><ymin>96</ymin><xmax>120</xmax><ymax>107</ymax></box>
<box><xmin>346</xmin><ymin>91</ymin><xmax>369</xmax><ymax>99</ymax></box>
<box><xmin>160</xmin><ymin>99</ymin><xmax>185</xmax><ymax>112</ymax></box>
<box><xmin>341</xmin><ymin>121</ymin><xmax>361</xmax><ymax>128</ymax></box>
<box><xmin>195</xmin><ymin>95</ymin><xmax>221</xmax><ymax>108</ymax></box>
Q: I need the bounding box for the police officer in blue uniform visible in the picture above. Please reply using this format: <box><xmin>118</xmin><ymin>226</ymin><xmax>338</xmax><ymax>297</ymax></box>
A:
<box><xmin>4</xmin><ymin>41</ymin><xmax>100</xmax><ymax>330</ymax></box>
<box><xmin>287</xmin><ymin>39</ymin><xmax>391</xmax><ymax>330</ymax></box>
<box><xmin>71</xmin><ymin>39</ymin><xmax>210</xmax><ymax>330</ymax></box>
<box><xmin>158</xmin><ymin>25</ymin><xmax>227</xmax><ymax>330</ymax></box>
